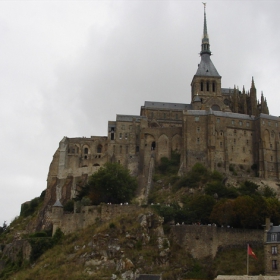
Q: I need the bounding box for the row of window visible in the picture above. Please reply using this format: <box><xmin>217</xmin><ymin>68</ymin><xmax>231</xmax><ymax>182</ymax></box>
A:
<box><xmin>200</xmin><ymin>81</ymin><xmax>216</xmax><ymax>92</ymax></box>
<box><xmin>119</xmin><ymin>133</ymin><xmax>128</xmax><ymax>139</ymax></box>
<box><xmin>68</xmin><ymin>146</ymin><xmax>103</xmax><ymax>154</ymax></box>
<box><xmin>119</xmin><ymin>125</ymin><xmax>133</xmax><ymax>130</ymax></box>
<box><xmin>112</xmin><ymin>145</ymin><xmax>139</xmax><ymax>154</ymax></box>
<box><xmin>149</xmin><ymin>112</ymin><xmax>180</xmax><ymax>120</ymax></box>
<box><xmin>263</xmin><ymin>120</ymin><xmax>278</xmax><ymax>127</ymax></box>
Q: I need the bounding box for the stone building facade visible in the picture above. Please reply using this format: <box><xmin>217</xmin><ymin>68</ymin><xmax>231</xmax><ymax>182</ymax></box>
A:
<box><xmin>264</xmin><ymin>218</ymin><xmax>280</xmax><ymax>275</ymax></box>
<box><xmin>43</xmin><ymin>7</ymin><xmax>279</xmax><ymax>210</ymax></box>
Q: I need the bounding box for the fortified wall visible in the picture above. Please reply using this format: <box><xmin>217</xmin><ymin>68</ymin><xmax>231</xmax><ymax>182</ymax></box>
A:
<box><xmin>50</xmin><ymin>203</ymin><xmax>140</xmax><ymax>235</ymax></box>
<box><xmin>50</xmin><ymin>203</ymin><xmax>264</xmax><ymax>260</ymax></box>
<box><xmin>171</xmin><ymin>225</ymin><xmax>263</xmax><ymax>259</ymax></box>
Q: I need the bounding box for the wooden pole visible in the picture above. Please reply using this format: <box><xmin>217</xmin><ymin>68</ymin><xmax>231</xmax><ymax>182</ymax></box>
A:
<box><xmin>247</xmin><ymin>244</ymin><xmax>249</xmax><ymax>275</ymax></box>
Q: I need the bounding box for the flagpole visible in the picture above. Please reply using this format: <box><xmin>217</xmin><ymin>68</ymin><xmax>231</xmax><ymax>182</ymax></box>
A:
<box><xmin>247</xmin><ymin>244</ymin><xmax>249</xmax><ymax>275</ymax></box>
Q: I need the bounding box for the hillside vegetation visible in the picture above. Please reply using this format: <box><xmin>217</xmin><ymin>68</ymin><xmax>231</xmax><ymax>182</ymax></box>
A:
<box><xmin>0</xmin><ymin>161</ymin><xmax>277</xmax><ymax>279</ymax></box>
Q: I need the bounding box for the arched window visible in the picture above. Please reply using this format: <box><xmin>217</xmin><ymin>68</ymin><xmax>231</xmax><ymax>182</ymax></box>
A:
<box><xmin>206</xmin><ymin>82</ymin><xmax>209</xmax><ymax>91</ymax></box>
<box><xmin>200</xmin><ymin>82</ymin><xmax>204</xmax><ymax>91</ymax></box>
<box><xmin>211</xmin><ymin>104</ymin><xmax>221</xmax><ymax>111</ymax></box>
<box><xmin>212</xmin><ymin>82</ymin><xmax>215</xmax><ymax>92</ymax></box>
<box><xmin>97</xmin><ymin>144</ymin><xmax>102</xmax><ymax>153</ymax></box>
<box><xmin>151</xmin><ymin>141</ymin><xmax>156</xmax><ymax>150</ymax></box>
<box><xmin>84</xmin><ymin>147</ymin><xmax>88</xmax><ymax>154</ymax></box>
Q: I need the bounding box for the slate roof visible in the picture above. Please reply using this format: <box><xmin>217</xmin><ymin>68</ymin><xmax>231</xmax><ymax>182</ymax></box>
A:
<box><xmin>116</xmin><ymin>115</ymin><xmax>146</xmax><ymax>122</ymax></box>
<box><xmin>53</xmin><ymin>200</ymin><xmax>63</xmax><ymax>207</ymax></box>
<box><xmin>268</xmin><ymin>226</ymin><xmax>280</xmax><ymax>233</ymax></box>
<box><xmin>187</xmin><ymin>109</ymin><xmax>255</xmax><ymax>120</ymax></box>
<box><xmin>144</xmin><ymin>101</ymin><xmax>192</xmax><ymax>110</ymax></box>
<box><xmin>195</xmin><ymin>53</ymin><xmax>221</xmax><ymax>77</ymax></box>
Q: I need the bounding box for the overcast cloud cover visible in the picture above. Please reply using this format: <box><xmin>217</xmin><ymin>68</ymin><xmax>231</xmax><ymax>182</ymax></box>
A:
<box><xmin>0</xmin><ymin>0</ymin><xmax>279</xmax><ymax>225</ymax></box>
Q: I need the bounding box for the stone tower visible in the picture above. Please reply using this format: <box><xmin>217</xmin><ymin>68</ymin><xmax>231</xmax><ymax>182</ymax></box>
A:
<box><xmin>191</xmin><ymin>4</ymin><xmax>228</xmax><ymax>112</ymax></box>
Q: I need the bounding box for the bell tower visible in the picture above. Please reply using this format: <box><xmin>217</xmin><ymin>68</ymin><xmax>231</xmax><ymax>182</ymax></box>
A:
<box><xmin>191</xmin><ymin>4</ymin><xmax>227</xmax><ymax>111</ymax></box>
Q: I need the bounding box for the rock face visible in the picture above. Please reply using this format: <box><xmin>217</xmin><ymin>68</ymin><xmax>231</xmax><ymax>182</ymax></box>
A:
<box><xmin>71</xmin><ymin>212</ymin><xmax>169</xmax><ymax>280</ymax></box>
<box><xmin>2</xmin><ymin>240</ymin><xmax>31</xmax><ymax>263</ymax></box>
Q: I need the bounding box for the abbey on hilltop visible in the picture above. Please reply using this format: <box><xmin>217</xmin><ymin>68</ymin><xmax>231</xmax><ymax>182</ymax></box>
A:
<box><xmin>44</xmin><ymin>6</ymin><xmax>278</xmax><ymax>208</ymax></box>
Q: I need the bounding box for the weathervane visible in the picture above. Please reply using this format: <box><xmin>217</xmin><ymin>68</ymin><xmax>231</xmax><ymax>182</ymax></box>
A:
<box><xmin>202</xmin><ymin>2</ymin><xmax>206</xmax><ymax>11</ymax></box>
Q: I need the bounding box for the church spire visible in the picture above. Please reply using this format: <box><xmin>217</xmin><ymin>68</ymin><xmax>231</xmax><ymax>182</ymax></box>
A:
<box><xmin>201</xmin><ymin>3</ymin><xmax>211</xmax><ymax>55</ymax></box>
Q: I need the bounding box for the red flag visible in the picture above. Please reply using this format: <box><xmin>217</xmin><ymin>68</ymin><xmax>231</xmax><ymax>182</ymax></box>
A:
<box><xmin>248</xmin><ymin>245</ymin><xmax>257</xmax><ymax>259</ymax></box>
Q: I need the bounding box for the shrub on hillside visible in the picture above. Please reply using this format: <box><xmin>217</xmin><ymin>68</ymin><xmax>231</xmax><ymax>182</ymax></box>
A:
<box><xmin>75</xmin><ymin>162</ymin><xmax>137</xmax><ymax>205</ymax></box>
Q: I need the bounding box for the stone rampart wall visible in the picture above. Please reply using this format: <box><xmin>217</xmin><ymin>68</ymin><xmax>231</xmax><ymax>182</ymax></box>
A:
<box><xmin>171</xmin><ymin>225</ymin><xmax>263</xmax><ymax>259</ymax></box>
<box><xmin>52</xmin><ymin>204</ymin><xmax>140</xmax><ymax>235</ymax></box>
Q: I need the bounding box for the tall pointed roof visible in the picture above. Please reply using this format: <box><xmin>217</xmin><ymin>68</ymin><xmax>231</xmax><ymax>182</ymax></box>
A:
<box><xmin>201</xmin><ymin>3</ymin><xmax>211</xmax><ymax>56</ymax></box>
<box><xmin>195</xmin><ymin>4</ymin><xmax>220</xmax><ymax>78</ymax></box>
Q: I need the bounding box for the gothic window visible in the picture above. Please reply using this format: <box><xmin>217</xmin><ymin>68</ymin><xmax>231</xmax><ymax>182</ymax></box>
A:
<box><xmin>272</xmin><ymin>260</ymin><xmax>277</xmax><ymax>270</ymax></box>
<box><xmin>212</xmin><ymin>82</ymin><xmax>215</xmax><ymax>92</ymax></box>
<box><xmin>272</xmin><ymin>246</ymin><xmax>278</xmax><ymax>255</ymax></box>
<box><xmin>151</xmin><ymin>141</ymin><xmax>156</xmax><ymax>150</ymax></box>
<box><xmin>97</xmin><ymin>144</ymin><xmax>102</xmax><ymax>153</ymax></box>
<box><xmin>84</xmin><ymin>147</ymin><xmax>88</xmax><ymax>154</ymax></box>
<box><xmin>206</xmin><ymin>82</ymin><xmax>209</xmax><ymax>91</ymax></box>
<box><xmin>200</xmin><ymin>81</ymin><xmax>204</xmax><ymax>91</ymax></box>
<box><xmin>111</xmin><ymin>132</ymin><xmax>114</xmax><ymax>140</ymax></box>
<box><xmin>212</xmin><ymin>104</ymin><xmax>221</xmax><ymax>111</ymax></box>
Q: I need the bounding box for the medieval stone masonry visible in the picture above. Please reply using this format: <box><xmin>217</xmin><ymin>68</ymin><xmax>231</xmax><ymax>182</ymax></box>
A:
<box><xmin>44</xmin><ymin>7</ymin><xmax>278</xmax><ymax>210</ymax></box>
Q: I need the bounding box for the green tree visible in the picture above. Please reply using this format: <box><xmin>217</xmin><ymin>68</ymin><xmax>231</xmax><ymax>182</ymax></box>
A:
<box><xmin>210</xmin><ymin>199</ymin><xmax>235</xmax><ymax>226</ymax></box>
<box><xmin>238</xmin><ymin>181</ymin><xmax>259</xmax><ymax>196</ymax></box>
<box><xmin>76</xmin><ymin>163</ymin><xmax>137</xmax><ymax>204</ymax></box>
<box><xmin>188</xmin><ymin>194</ymin><xmax>216</xmax><ymax>224</ymax></box>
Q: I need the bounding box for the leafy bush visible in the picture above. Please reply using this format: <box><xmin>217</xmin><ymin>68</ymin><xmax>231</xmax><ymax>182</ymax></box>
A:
<box><xmin>157</xmin><ymin>151</ymin><xmax>181</xmax><ymax>175</ymax></box>
<box><xmin>63</xmin><ymin>199</ymin><xmax>74</xmax><ymax>212</ymax></box>
<box><xmin>29</xmin><ymin>228</ymin><xmax>64</xmax><ymax>262</ymax></box>
<box><xmin>76</xmin><ymin>162</ymin><xmax>137</xmax><ymax>205</ymax></box>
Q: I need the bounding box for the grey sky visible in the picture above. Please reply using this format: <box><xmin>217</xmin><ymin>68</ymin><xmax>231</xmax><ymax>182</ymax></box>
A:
<box><xmin>0</xmin><ymin>1</ymin><xmax>279</xmax><ymax>224</ymax></box>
